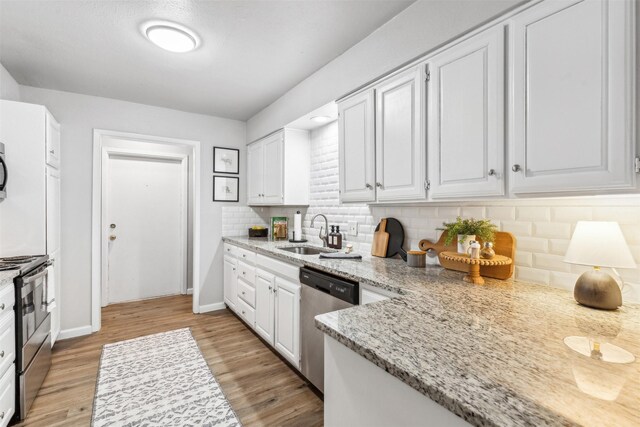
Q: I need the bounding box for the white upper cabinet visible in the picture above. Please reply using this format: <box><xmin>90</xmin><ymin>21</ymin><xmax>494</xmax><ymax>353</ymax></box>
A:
<box><xmin>428</xmin><ymin>25</ymin><xmax>505</xmax><ymax>198</ymax></box>
<box><xmin>375</xmin><ymin>66</ymin><xmax>427</xmax><ymax>202</ymax></box>
<box><xmin>509</xmin><ymin>0</ymin><xmax>637</xmax><ymax>194</ymax></box>
<box><xmin>247</xmin><ymin>141</ymin><xmax>264</xmax><ymax>205</ymax></box>
<box><xmin>45</xmin><ymin>112</ymin><xmax>61</xmax><ymax>169</ymax></box>
<box><xmin>247</xmin><ymin>128</ymin><xmax>310</xmax><ymax>206</ymax></box>
<box><xmin>338</xmin><ymin>89</ymin><xmax>376</xmax><ymax>203</ymax></box>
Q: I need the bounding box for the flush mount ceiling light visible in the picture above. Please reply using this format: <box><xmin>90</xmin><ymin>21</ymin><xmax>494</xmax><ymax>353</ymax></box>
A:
<box><xmin>310</xmin><ymin>115</ymin><xmax>332</xmax><ymax>123</ymax></box>
<box><xmin>143</xmin><ymin>21</ymin><xmax>199</xmax><ymax>53</ymax></box>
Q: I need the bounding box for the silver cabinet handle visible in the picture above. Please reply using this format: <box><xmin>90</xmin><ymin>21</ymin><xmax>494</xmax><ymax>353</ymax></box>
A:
<box><xmin>268</xmin><ymin>285</ymin><xmax>272</xmax><ymax>290</ymax></box>
<box><xmin>376</xmin><ymin>182</ymin><xmax>383</xmax><ymax>188</ymax></box>
<box><xmin>0</xmin><ymin>303</ymin><xmax>4</xmax><ymax>310</ymax></box>
<box><xmin>488</xmin><ymin>169</ymin><xmax>496</xmax><ymax>176</ymax></box>
<box><xmin>273</xmin><ymin>288</ymin><xmax>277</xmax><ymax>295</ymax></box>
<box><xmin>242</xmin><ymin>271</ymin><xmax>245</xmax><ymax>275</ymax></box>
<box><xmin>0</xmin><ymin>411</ymin><xmax>4</xmax><ymax>419</ymax></box>
<box><xmin>232</xmin><ymin>268</ymin><xmax>236</xmax><ymax>271</ymax></box>
<box><xmin>109</xmin><ymin>235</ymin><xmax>116</xmax><ymax>241</ymax></box>
<box><xmin>49</xmin><ymin>149</ymin><xmax>55</xmax><ymax>154</ymax></box>
<box><xmin>0</xmin><ymin>351</ymin><xmax>4</xmax><ymax>358</ymax></box>
<box><xmin>242</xmin><ymin>310</ymin><xmax>245</xmax><ymax>315</ymax></box>
<box><xmin>365</xmin><ymin>183</ymin><xmax>373</xmax><ymax>189</ymax></box>
<box><xmin>241</xmin><ymin>291</ymin><xmax>245</xmax><ymax>295</ymax></box>
<box><xmin>512</xmin><ymin>164</ymin><xmax>521</xmax><ymax>172</ymax></box>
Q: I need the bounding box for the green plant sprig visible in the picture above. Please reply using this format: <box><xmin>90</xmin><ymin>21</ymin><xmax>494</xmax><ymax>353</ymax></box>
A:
<box><xmin>442</xmin><ymin>217</ymin><xmax>497</xmax><ymax>245</ymax></box>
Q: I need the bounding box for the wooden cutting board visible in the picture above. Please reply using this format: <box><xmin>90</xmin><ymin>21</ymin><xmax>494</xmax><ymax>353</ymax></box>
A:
<box><xmin>419</xmin><ymin>231</ymin><xmax>516</xmax><ymax>280</ymax></box>
<box><xmin>371</xmin><ymin>219</ymin><xmax>390</xmax><ymax>257</ymax></box>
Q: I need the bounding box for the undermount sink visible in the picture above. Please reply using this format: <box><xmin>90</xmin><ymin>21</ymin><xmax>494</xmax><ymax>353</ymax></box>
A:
<box><xmin>279</xmin><ymin>246</ymin><xmax>332</xmax><ymax>255</ymax></box>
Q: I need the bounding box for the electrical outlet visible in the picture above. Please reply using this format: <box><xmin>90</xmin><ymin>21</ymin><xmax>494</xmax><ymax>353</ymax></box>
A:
<box><xmin>348</xmin><ymin>221</ymin><xmax>358</xmax><ymax>237</ymax></box>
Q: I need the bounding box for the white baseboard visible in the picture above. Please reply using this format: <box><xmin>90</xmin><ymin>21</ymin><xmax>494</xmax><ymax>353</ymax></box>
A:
<box><xmin>199</xmin><ymin>302</ymin><xmax>226</xmax><ymax>313</ymax></box>
<box><xmin>186</xmin><ymin>288</ymin><xmax>193</xmax><ymax>295</ymax></box>
<box><xmin>58</xmin><ymin>325</ymin><xmax>93</xmax><ymax>340</ymax></box>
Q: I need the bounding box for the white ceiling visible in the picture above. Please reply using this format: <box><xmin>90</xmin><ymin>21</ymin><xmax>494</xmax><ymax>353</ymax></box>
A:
<box><xmin>0</xmin><ymin>0</ymin><xmax>414</xmax><ymax>120</ymax></box>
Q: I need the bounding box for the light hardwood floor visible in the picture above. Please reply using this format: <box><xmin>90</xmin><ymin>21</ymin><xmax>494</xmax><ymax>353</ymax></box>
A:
<box><xmin>16</xmin><ymin>295</ymin><xmax>323</xmax><ymax>426</ymax></box>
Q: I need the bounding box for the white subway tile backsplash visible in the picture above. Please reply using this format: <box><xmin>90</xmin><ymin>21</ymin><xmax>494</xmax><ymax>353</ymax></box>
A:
<box><xmin>516</xmin><ymin>206</ymin><xmax>551</xmax><ymax>222</ymax></box>
<box><xmin>222</xmin><ymin>120</ymin><xmax>640</xmax><ymax>303</ymax></box>
<box><xmin>533</xmin><ymin>222</ymin><xmax>572</xmax><ymax>239</ymax></box>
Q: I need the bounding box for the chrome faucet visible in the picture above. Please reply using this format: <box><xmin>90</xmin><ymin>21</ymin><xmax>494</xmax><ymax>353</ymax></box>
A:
<box><xmin>310</xmin><ymin>214</ymin><xmax>329</xmax><ymax>247</ymax></box>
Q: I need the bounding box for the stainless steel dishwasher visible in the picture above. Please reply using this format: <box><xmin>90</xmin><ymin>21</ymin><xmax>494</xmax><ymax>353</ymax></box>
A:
<box><xmin>300</xmin><ymin>267</ymin><xmax>358</xmax><ymax>393</ymax></box>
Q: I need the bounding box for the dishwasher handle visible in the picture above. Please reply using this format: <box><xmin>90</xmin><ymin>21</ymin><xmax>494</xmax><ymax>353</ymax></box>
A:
<box><xmin>300</xmin><ymin>267</ymin><xmax>358</xmax><ymax>304</ymax></box>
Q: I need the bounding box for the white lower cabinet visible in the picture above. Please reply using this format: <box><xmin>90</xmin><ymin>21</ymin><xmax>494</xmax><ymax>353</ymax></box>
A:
<box><xmin>274</xmin><ymin>277</ymin><xmax>301</xmax><ymax>367</ymax></box>
<box><xmin>223</xmin><ymin>255</ymin><xmax>238</xmax><ymax>312</ymax></box>
<box><xmin>0</xmin><ymin>284</ymin><xmax>15</xmax><ymax>427</ymax></box>
<box><xmin>254</xmin><ymin>269</ymin><xmax>275</xmax><ymax>345</ymax></box>
<box><xmin>0</xmin><ymin>364</ymin><xmax>15</xmax><ymax>427</ymax></box>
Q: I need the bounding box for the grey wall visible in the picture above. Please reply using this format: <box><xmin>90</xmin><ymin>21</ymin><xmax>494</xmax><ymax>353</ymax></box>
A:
<box><xmin>20</xmin><ymin>86</ymin><xmax>246</xmax><ymax>333</ymax></box>
<box><xmin>0</xmin><ymin>62</ymin><xmax>20</xmax><ymax>101</ymax></box>
<box><xmin>246</xmin><ymin>0</ymin><xmax>526</xmax><ymax>142</ymax></box>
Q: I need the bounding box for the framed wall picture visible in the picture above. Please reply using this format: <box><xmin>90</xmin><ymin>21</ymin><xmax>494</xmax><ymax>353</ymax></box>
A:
<box><xmin>213</xmin><ymin>146</ymin><xmax>239</xmax><ymax>174</ymax></box>
<box><xmin>213</xmin><ymin>176</ymin><xmax>239</xmax><ymax>202</ymax></box>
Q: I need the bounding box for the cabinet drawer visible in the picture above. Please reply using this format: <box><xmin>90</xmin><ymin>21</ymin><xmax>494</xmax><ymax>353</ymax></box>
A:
<box><xmin>237</xmin><ymin>247</ymin><xmax>256</xmax><ymax>264</ymax></box>
<box><xmin>223</xmin><ymin>243</ymin><xmax>238</xmax><ymax>257</ymax></box>
<box><xmin>0</xmin><ymin>313</ymin><xmax>14</xmax><ymax>378</ymax></box>
<box><xmin>237</xmin><ymin>278</ymin><xmax>256</xmax><ymax>308</ymax></box>
<box><xmin>0</xmin><ymin>286</ymin><xmax>14</xmax><ymax>318</ymax></box>
<box><xmin>257</xmin><ymin>254</ymin><xmax>301</xmax><ymax>282</ymax></box>
<box><xmin>237</xmin><ymin>261</ymin><xmax>255</xmax><ymax>285</ymax></box>
<box><xmin>236</xmin><ymin>298</ymin><xmax>255</xmax><ymax>328</ymax></box>
<box><xmin>0</xmin><ymin>363</ymin><xmax>14</xmax><ymax>427</ymax></box>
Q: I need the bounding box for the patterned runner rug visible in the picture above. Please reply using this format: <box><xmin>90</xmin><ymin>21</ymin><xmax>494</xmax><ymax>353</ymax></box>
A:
<box><xmin>92</xmin><ymin>328</ymin><xmax>241</xmax><ymax>426</ymax></box>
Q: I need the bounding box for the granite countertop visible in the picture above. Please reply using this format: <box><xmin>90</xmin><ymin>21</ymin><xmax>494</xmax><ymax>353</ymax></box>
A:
<box><xmin>0</xmin><ymin>270</ymin><xmax>18</xmax><ymax>287</ymax></box>
<box><xmin>222</xmin><ymin>236</ymin><xmax>640</xmax><ymax>427</ymax></box>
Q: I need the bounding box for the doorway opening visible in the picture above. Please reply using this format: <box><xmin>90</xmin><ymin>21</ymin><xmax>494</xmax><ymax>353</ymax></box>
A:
<box><xmin>92</xmin><ymin>130</ymin><xmax>201</xmax><ymax>332</ymax></box>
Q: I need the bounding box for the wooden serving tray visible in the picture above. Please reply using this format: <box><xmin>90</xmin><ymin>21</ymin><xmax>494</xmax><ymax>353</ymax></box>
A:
<box><xmin>419</xmin><ymin>231</ymin><xmax>516</xmax><ymax>280</ymax></box>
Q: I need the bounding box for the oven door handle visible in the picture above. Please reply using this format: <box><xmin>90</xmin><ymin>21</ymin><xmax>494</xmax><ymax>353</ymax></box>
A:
<box><xmin>0</xmin><ymin>156</ymin><xmax>7</xmax><ymax>191</ymax></box>
<box><xmin>22</xmin><ymin>266</ymin><xmax>49</xmax><ymax>284</ymax></box>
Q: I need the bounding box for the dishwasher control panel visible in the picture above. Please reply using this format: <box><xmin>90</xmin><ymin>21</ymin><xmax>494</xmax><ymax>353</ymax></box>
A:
<box><xmin>299</xmin><ymin>267</ymin><xmax>358</xmax><ymax>305</ymax></box>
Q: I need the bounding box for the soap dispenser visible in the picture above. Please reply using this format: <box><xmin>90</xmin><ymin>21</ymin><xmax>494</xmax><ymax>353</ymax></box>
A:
<box><xmin>329</xmin><ymin>225</ymin><xmax>336</xmax><ymax>248</ymax></box>
<box><xmin>335</xmin><ymin>226</ymin><xmax>343</xmax><ymax>250</ymax></box>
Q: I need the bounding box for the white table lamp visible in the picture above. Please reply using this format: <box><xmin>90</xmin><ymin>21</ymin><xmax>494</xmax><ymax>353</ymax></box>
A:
<box><xmin>564</xmin><ymin>221</ymin><xmax>636</xmax><ymax>310</ymax></box>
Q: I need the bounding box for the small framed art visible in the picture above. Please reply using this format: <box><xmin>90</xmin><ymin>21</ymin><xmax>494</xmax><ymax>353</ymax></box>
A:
<box><xmin>213</xmin><ymin>176</ymin><xmax>239</xmax><ymax>202</ymax></box>
<box><xmin>213</xmin><ymin>147</ymin><xmax>239</xmax><ymax>174</ymax></box>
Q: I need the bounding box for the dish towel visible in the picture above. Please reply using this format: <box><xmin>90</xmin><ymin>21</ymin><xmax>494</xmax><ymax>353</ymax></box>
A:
<box><xmin>44</xmin><ymin>264</ymin><xmax>57</xmax><ymax>312</ymax></box>
<box><xmin>319</xmin><ymin>252</ymin><xmax>362</xmax><ymax>260</ymax></box>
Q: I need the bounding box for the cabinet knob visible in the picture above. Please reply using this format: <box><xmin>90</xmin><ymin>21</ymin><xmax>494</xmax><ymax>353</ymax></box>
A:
<box><xmin>242</xmin><ymin>271</ymin><xmax>245</xmax><ymax>275</ymax></box>
<box><xmin>268</xmin><ymin>285</ymin><xmax>272</xmax><ymax>290</ymax></box>
<box><xmin>232</xmin><ymin>268</ymin><xmax>236</xmax><ymax>271</ymax></box>
<box><xmin>273</xmin><ymin>289</ymin><xmax>277</xmax><ymax>295</ymax></box>
<box><xmin>109</xmin><ymin>235</ymin><xmax>117</xmax><ymax>241</ymax></box>
<box><xmin>0</xmin><ymin>303</ymin><xmax>4</xmax><ymax>310</ymax></box>
<box><xmin>0</xmin><ymin>411</ymin><xmax>4</xmax><ymax>419</ymax></box>
<box><xmin>488</xmin><ymin>169</ymin><xmax>496</xmax><ymax>176</ymax></box>
<box><xmin>242</xmin><ymin>310</ymin><xmax>245</xmax><ymax>315</ymax></box>
<box><xmin>376</xmin><ymin>182</ymin><xmax>383</xmax><ymax>188</ymax></box>
<box><xmin>512</xmin><ymin>164</ymin><xmax>521</xmax><ymax>172</ymax></box>
<box><xmin>49</xmin><ymin>150</ymin><xmax>55</xmax><ymax>155</ymax></box>
<box><xmin>0</xmin><ymin>351</ymin><xmax>4</xmax><ymax>358</ymax></box>
<box><xmin>242</xmin><ymin>291</ymin><xmax>245</xmax><ymax>295</ymax></box>
<box><xmin>365</xmin><ymin>183</ymin><xmax>373</xmax><ymax>189</ymax></box>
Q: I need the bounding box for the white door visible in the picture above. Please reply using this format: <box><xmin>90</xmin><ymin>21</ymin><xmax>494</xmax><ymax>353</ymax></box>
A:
<box><xmin>223</xmin><ymin>255</ymin><xmax>237</xmax><ymax>311</ymax></box>
<box><xmin>254</xmin><ymin>269</ymin><xmax>275</xmax><ymax>345</ymax></box>
<box><xmin>375</xmin><ymin>66</ymin><xmax>426</xmax><ymax>202</ymax></box>
<box><xmin>274</xmin><ymin>276</ymin><xmax>300</xmax><ymax>368</ymax></box>
<box><xmin>509</xmin><ymin>0</ymin><xmax>636</xmax><ymax>194</ymax></box>
<box><xmin>262</xmin><ymin>133</ymin><xmax>283</xmax><ymax>204</ymax></box>
<box><xmin>106</xmin><ymin>155</ymin><xmax>186</xmax><ymax>304</ymax></box>
<box><xmin>428</xmin><ymin>25</ymin><xmax>505</xmax><ymax>198</ymax></box>
<box><xmin>247</xmin><ymin>141</ymin><xmax>264</xmax><ymax>205</ymax></box>
<box><xmin>338</xmin><ymin>89</ymin><xmax>376</xmax><ymax>203</ymax></box>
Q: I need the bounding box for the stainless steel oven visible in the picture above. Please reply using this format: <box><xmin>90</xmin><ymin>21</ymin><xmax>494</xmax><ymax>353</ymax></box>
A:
<box><xmin>0</xmin><ymin>255</ymin><xmax>51</xmax><ymax>422</ymax></box>
<box><xmin>0</xmin><ymin>142</ymin><xmax>7</xmax><ymax>199</ymax></box>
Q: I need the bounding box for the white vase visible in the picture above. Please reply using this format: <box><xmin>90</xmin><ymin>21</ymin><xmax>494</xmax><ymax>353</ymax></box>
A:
<box><xmin>457</xmin><ymin>234</ymin><xmax>476</xmax><ymax>254</ymax></box>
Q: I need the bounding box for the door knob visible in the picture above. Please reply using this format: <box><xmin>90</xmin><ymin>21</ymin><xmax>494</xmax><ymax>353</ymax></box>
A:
<box><xmin>512</xmin><ymin>164</ymin><xmax>521</xmax><ymax>172</ymax></box>
<box><xmin>109</xmin><ymin>235</ymin><xmax>117</xmax><ymax>241</ymax></box>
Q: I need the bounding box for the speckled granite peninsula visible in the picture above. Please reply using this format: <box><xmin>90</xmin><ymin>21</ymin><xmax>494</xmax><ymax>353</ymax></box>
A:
<box><xmin>222</xmin><ymin>237</ymin><xmax>640</xmax><ymax>427</ymax></box>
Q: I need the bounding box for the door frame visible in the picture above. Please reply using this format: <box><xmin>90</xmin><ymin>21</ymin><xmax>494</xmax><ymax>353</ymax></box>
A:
<box><xmin>102</xmin><ymin>150</ymin><xmax>188</xmax><ymax>305</ymax></box>
<box><xmin>92</xmin><ymin>129</ymin><xmax>201</xmax><ymax>332</ymax></box>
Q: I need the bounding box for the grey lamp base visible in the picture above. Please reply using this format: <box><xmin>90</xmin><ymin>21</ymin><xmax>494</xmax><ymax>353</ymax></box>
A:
<box><xmin>574</xmin><ymin>270</ymin><xmax>622</xmax><ymax>310</ymax></box>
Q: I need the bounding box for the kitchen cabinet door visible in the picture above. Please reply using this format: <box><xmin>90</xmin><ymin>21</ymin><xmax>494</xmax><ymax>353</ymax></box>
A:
<box><xmin>46</xmin><ymin>166</ymin><xmax>61</xmax><ymax>254</ymax></box>
<box><xmin>49</xmin><ymin>249</ymin><xmax>61</xmax><ymax>345</ymax></box>
<box><xmin>338</xmin><ymin>89</ymin><xmax>376</xmax><ymax>203</ymax></box>
<box><xmin>375</xmin><ymin>66</ymin><xmax>426</xmax><ymax>201</ymax></box>
<box><xmin>254</xmin><ymin>269</ymin><xmax>275</xmax><ymax>345</ymax></box>
<box><xmin>428</xmin><ymin>25</ymin><xmax>505</xmax><ymax>198</ymax></box>
<box><xmin>509</xmin><ymin>0</ymin><xmax>636</xmax><ymax>194</ymax></box>
<box><xmin>45</xmin><ymin>111</ymin><xmax>60</xmax><ymax>169</ymax></box>
<box><xmin>247</xmin><ymin>141</ymin><xmax>264</xmax><ymax>205</ymax></box>
<box><xmin>262</xmin><ymin>134</ymin><xmax>284</xmax><ymax>204</ymax></box>
<box><xmin>223</xmin><ymin>255</ymin><xmax>238</xmax><ymax>312</ymax></box>
<box><xmin>274</xmin><ymin>276</ymin><xmax>300</xmax><ymax>368</ymax></box>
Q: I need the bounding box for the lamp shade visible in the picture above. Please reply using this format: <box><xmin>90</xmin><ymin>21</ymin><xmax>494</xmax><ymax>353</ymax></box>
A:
<box><xmin>564</xmin><ymin>221</ymin><xmax>636</xmax><ymax>269</ymax></box>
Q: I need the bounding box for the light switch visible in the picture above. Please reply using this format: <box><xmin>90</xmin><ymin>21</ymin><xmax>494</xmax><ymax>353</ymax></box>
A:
<box><xmin>348</xmin><ymin>221</ymin><xmax>358</xmax><ymax>237</ymax></box>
